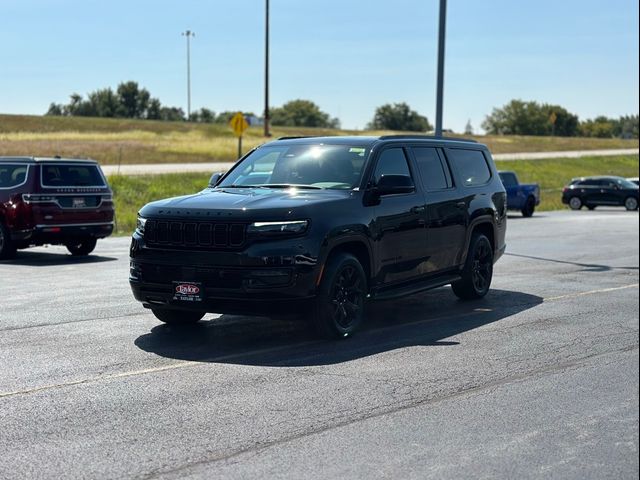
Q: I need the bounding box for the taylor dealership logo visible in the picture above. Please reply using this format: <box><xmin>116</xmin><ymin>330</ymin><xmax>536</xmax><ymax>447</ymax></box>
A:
<box><xmin>175</xmin><ymin>284</ymin><xmax>200</xmax><ymax>295</ymax></box>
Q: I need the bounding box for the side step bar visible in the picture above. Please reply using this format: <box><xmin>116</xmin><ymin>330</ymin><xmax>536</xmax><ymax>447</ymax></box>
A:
<box><xmin>370</xmin><ymin>273</ymin><xmax>461</xmax><ymax>301</ymax></box>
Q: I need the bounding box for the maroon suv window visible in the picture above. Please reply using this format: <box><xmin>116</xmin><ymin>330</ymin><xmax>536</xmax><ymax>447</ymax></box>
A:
<box><xmin>41</xmin><ymin>164</ymin><xmax>105</xmax><ymax>187</ymax></box>
<box><xmin>0</xmin><ymin>164</ymin><xmax>29</xmax><ymax>189</ymax></box>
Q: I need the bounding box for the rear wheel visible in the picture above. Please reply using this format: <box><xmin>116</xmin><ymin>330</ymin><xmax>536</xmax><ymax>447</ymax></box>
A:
<box><xmin>151</xmin><ymin>308</ymin><xmax>205</xmax><ymax>325</ymax></box>
<box><xmin>569</xmin><ymin>197</ymin><xmax>583</xmax><ymax>210</ymax></box>
<box><xmin>312</xmin><ymin>252</ymin><xmax>366</xmax><ymax>339</ymax></box>
<box><xmin>521</xmin><ymin>196</ymin><xmax>536</xmax><ymax>217</ymax></box>
<box><xmin>624</xmin><ymin>196</ymin><xmax>638</xmax><ymax>211</ymax></box>
<box><xmin>452</xmin><ymin>233</ymin><xmax>494</xmax><ymax>300</ymax></box>
<box><xmin>0</xmin><ymin>222</ymin><xmax>17</xmax><ymax>260</ymax></box>
<box><xmin>65</xmin><ymin>237</ymin><xmax>97</xmax><ymax>256</ymax></box>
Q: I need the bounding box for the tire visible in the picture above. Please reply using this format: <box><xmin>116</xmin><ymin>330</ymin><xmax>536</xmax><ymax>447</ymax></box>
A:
<box><xmin>624</xmin><ymin>196</ymin><xmax>638</xmax><ymax>211</ymax></box>
<box><xmin>451</xmin><ymin>233</ymin><xmax>494</xmax><ymax>300</ymax></box>
<box><xmin>521</xmin><ymin>196</ymin><xmax>535</xmax><ymax>217</ymax></box>
<box><xmin>312</xmin><ymin>252</ymin><xmax>367</xmax><ymax>339</ymax></box>
<box><xmin>65</xmin><ymin>237</ymin><xmax>97</xmax><ymax>256</ymax></box>
<box><xmin>569</xmin><ymin>196</ymin><xmax>583</xmax><ymax>210</ymax></box>
<box><xmin>151</xmin><ymin>308</ymin><xmax>205</xmax><ymax>325</ymax></box>
<box><xmin>0</xmin><ymin>222</ymin><xmax>17</xmax><ymax>260</ymax></box>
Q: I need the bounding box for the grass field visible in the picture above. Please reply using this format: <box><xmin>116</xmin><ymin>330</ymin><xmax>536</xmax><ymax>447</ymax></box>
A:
<box><xmin>108</xmin><ymin>154</ymin><xmax>639</xmax><ymax>235</ymax></box>
<box><xmin>1</xmin><ymin>113</ymin><xmax>637</xmax><ymax>165</ymax></box>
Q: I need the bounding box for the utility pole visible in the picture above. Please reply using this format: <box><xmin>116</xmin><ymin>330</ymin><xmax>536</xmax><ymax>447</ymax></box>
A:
<box><xmin>263</xmin><ymin>0</ymin><xmax>271</xmax><ymax>137</ymax></box>
<box><xmin>435</xmin><ymin>0</ymin><xmax>446</xmax><ymax>137</ymax></box>
<box><xmin>182</xmin><ymin>30</ymin><xmax>195</xmax><ymax>120</ymax></box>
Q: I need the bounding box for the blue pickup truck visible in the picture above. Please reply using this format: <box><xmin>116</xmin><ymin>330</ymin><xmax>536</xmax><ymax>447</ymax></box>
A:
<box><xmin>498</xmin><ymin>171</ymin><xmax>540</xmax><ymax>217</ymax></box>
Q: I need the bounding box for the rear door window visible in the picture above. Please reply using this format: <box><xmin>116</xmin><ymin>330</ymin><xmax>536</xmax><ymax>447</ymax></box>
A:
<box><xmin>0</xmin><ymin>165</ymin><xmax>29</xmax><ymax>188</ymax></box>
<box><xmin>447</xmin><ymin>149</ymin><xmax>491</xmax><ymax>187</ymax></box>
<box><xmin>374</xmin><ymin>148</ymin><xmax>411</xmax><ymax>183</ymax></box>
<box><xmin>411</xmin><ymin>147</ymin><xmax>450</xmax><ymax>191</ymax></box>
<box><xmin>41</xmin><ymin>164</ymin><xmax>105</xmax><ymax>187</ymax></box>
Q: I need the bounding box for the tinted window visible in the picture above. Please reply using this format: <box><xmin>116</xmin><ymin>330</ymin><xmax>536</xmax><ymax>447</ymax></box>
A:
<box><xmin>374</xmin><ymin>148</ymin><xmax>411</xmax><ymax>183</ymax></box>
<box><xmin>0</xmin><ymin>165</ymin><xmax>28</xmax><ymax>188</ymax></box>
<box><xmin>499</xmin><ymin>172</ymin><xmax>518</xmax><ymax>187</ymax></box>
<box><xmin>579</xmin><ymin>179</ymin><xmax>602</xmax><ymax>186</ymax></box>
<box><xmin>412</xmin><ymin>147</ymin><xmax>449</xmax><ymax>191</ymax></box>
<box><xmin>447</xmin><ymin>149</ymin><xmax>491</xmax><ymax>186</ymax></box>
<box><xmin>41</xmin><ymin>164</ymin><xmax>105</xmax><ymax>187</ymax></box>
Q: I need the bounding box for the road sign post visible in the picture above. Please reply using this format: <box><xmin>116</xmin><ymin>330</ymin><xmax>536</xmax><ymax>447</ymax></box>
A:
<box><xmin>229</xmin><ymin>112</ymin><xmax>249</xmax><ymax>159</ymax></box>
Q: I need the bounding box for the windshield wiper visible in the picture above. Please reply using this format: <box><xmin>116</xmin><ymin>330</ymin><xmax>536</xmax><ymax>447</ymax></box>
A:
<box><xmin>225</xmin><ymin>184</ymin><xmax>260</xmax><ymax>188</ymax></box>
<box><xmin>258</xmin><ymin>184</ymin><xmax>323</xmax><ymax>190</ymax></box>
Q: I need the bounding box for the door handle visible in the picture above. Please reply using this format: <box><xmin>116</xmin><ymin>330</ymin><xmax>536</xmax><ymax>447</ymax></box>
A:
<box><xmin>456</xmin><ymin>201</ymin><xmax>466</xmax><ymax>208</ymax></box>
<box><xmin>411</xmin><ymin>206</ymin><xmax>426</xmax><ymax>214</ymax></box>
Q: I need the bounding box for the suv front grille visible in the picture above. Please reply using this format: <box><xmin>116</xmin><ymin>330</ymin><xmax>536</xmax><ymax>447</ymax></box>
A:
<box><xmin>144</xmin><ymin>220</ymin><xmax>246</xmax><ymax>249</ymax></box>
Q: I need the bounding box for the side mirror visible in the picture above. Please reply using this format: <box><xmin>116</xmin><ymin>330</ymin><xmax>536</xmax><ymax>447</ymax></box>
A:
<box><xmin>208</xmin><ymin>172</ymin><xmax>223</xmax><ymax>187</ymax></box>
<box><xmin>376</xmin><ymin>174</ymin><xmax>415</xmax><ymax>196</ymax></box>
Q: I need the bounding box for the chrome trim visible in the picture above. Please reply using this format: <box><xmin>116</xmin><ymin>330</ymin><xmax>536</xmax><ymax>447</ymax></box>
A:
<box><xmin>35</xmin><ymin>222</ymin><xmax>114</xmax><ymax>228</ymax></box>
<box><xmin>0</xmin><ymin>164</ymin><xmax>31</xmax><ymax>190</ymax></box>
<box><xmin>39</xmin><ymin>162</ymin><xmax>108</xmax><ymax>189</ymax></box>
<box><xmin>22</xmin><ymin>193</ymin><xmax>112</xmax><ymax>209</ymax></box>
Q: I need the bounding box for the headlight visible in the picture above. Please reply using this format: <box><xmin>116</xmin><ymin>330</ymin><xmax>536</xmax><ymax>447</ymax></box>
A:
<box><xmin>247</xmin><ymin>220</ymin><xmax>309</xmax><ymax>236</ymax></box>
<box><xmin>136</xmin><ymin>216</ymin><xmax>147</xmax><ymax>235</ymax></box>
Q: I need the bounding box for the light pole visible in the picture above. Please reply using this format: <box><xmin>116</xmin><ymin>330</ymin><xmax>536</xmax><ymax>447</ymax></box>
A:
<box><xmin>435</xmin><ymin>0</ymin><xmax>446</xmax><ymax>137</ymax></box>
<box><xmin>182</xmin><ymin>29</ymin><xmax>195</xmax><ymax>120</ymax></box>
<box><xmin>264</xmin><ymin>0</ymin><xmax>271</xmax><ymax>137</ymax></box>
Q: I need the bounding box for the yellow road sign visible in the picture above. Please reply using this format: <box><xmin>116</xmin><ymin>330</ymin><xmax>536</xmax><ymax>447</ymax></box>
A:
<box><xmin>230</xmin><ymin>112</ymin><xmax>249</xmax><ymax>137</ymax></box>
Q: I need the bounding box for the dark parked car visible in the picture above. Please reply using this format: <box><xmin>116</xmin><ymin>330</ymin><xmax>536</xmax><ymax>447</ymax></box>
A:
<box><xmin>562</xmin><ymin>176</ymin><xmax>639</xmax><ymax>211</ymax></box>
<box><xmin>0</xmin><ymin>157</ymin><xmax>114</xmax><ymax>259</ymax></box>
<box><xmin>498</xmin><ymin>170</ymin><xmax>540</xmax><ymax>217</ymax></box>
<box><xmin>628</xmin><ymin>177</ymin><xmax>639</xmax><ymax>186</ymax></box>
<box><xmin>129</xmin><ymin>136</ymin><xmax>507</xmax><ymax>338</ymax></box>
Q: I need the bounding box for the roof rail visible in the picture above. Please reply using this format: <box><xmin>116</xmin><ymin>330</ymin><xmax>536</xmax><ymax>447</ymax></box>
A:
<box><xmin>379</xmin><ymin>135</ymin><xmax>477</xmax><ymax>143</ymax></box>
<box><xmin>276</xmin><ymin>135</ymin><xmax>319</xmax><ymax>140</ymax></box>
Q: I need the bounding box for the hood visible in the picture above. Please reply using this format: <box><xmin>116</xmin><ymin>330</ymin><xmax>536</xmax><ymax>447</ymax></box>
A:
<box><xmin>139</xmin><ymin>187</ymin><xmax>355</xmax><ymax>220</ymax></box>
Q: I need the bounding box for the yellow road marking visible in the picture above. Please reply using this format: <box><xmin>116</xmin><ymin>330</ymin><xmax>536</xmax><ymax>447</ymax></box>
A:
<box><xmin>1</xmin><ymin>282</ymin><xmax>637</xmax><ymax>399</ymax></box>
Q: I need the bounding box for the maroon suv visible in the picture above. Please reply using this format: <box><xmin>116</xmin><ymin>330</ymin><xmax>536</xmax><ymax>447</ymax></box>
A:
<box><xmin>0</xmin><ymin>157</ymin><xmax>114</xmax><ymax>259</ymax></box>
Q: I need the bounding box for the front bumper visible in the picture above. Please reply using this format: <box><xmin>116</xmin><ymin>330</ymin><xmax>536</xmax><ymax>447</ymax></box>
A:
<box><xmin>128</xmin><ymin>232</ymin><xmax>321</xmax><ymax>315</ymax></box>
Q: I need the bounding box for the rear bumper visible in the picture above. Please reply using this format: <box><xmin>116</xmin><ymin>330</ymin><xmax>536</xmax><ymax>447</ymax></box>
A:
<box><xmin>11</xmin><ymin>222</ymin><xmax>114</xmax><ymax>243</ymax></box>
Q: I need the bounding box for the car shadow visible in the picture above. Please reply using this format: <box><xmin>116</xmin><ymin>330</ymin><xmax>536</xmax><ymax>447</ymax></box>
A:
<box><xmin>505</xmin><ymin>252</ymin><xmax>639</xmax><ymax>272</ymax></box>
<box><xmin>507</xmin><ymin>214</ymin><xmax>547</xmax><ymax>220</ymax></box>
<box><xmin>0</xmin><ymin>251</ymin><xmax>118</xmax><ymax>266</ymax></box>
<box><xmin>134</xmin><ymin>288</ymin><xmax>543</xmax><ymax>367</ymax></box>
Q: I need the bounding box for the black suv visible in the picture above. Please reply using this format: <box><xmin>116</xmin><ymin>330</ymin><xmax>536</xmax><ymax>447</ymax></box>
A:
<box><xmin>130</xmin><ymin>136</ymin><xmax>507</xmax><ymax>338</ymax></box>
<box><xmin>562</xmin><ymin>176</ymin><xmax>639</xmax><ymax>211</ymax></box>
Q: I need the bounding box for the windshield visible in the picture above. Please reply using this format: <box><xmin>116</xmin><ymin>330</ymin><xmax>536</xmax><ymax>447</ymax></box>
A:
<box><xmin>218</xmin><ymin>144</ymin><xmax>369</xmax><ymax>190</ymax></box>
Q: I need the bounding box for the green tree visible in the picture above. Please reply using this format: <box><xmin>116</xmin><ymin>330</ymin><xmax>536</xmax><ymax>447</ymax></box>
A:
<box><xmin>46</xmin><ymin>103</ymin><xmax>63</xmax><ymax>116</ymax></box>
<box><xmin>87</xmin><ymin>88</ymin><xmax>119</xmax><ymax>117</ymax></box>
<box><xmin>116</xmin><ymin>81</ymin><xmax>150</xmax><ymax>118</ymax></box>
<box><xmin>146</xmin><ymin>98</ymin><xmax>162</xmax><ymax>120</ymax></box>
<box><xmin>270</xmin><ymin>99</ymin><xmax>339</xmax><ymax>128</ymax></box>
<box><xmin>159</xmin><ymin>106</ymin><xmax>185</xmax><ymax>122</ymax></box>
<box><xmin>367</xmin><ymin>102</ymin><xmax>432</xmax><ymax>132</ymax></box>
<box><xmin>482</xmin><ymin>99</ymin><xmax>579</xmax><ymax>136</ymax></box>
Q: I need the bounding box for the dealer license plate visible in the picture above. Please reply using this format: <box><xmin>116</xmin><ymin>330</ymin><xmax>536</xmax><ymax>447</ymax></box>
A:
<box><xmin>172</xmin><ymin>281</ymin><xmax>203</xmax><ymax>302</ymax></box>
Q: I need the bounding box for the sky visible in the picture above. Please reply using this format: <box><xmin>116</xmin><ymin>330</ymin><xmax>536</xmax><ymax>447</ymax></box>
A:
<box><xmin>0</xmin><ymin>0</ymin><xmax>638</xmax><ymax>132</ymax></box>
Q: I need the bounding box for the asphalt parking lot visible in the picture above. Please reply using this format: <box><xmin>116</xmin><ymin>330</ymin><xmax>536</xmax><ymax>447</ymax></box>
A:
<box><xmin>1</xmin><ymin>209</ymin><xmax>638</xmax><ymax>479</ymax></box>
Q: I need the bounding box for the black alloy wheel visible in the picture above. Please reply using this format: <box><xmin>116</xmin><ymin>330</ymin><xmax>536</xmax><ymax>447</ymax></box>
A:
<box><xmin>521</xmin><ymin>196</ymin><xmax>535</xmax><ymax>217</ymax></box>
<box><xmin>66</xmin><ymin>237</ymin><xmax>98</xmax><ymax>256</ymax></box>
<box><xmin>0</xmin><ymin>222</ymin><xmax>16</xmax><ymax>260</ymax></box>
<box><xmin>452</xmin><ymin>233</ymin><xmax>494</xmax><ymax>300</ymax></box>
<box><xmin>314</xmin><ymin>253</ymin><xmax>366</xmax><ymax>339</ymax></box>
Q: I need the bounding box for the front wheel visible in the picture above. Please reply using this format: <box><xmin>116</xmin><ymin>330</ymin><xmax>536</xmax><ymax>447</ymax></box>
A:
<box><xmin>569</xmin><ymin>197</ymin><xmax>583</xmax><ymax>210</ymax></box>
<box><xmin>624</xmin><ymin>196</ymin><xmax>638</xmax><ymax>211</ymax></box>
<box><xmin>452</xmin><ymin>233</ymin><xmax>494</xmax><ymax>300</ymax></box>
<box><xmin>521</xmin><ymin>196</ymin><xmax>536</xmax><ymax>217</ymax></box>
<box><xmin>0</xmin><ymin>222</ymin><xmax>17</xmax><ymax>260</ymax></box>
<box><xmin>312</xmin><ymin>252</ymin><xmax>367</xmax><ymax>339</ymax></box>
<box><xmin>151</xmin><ymin>308</ymin><xmax>205</xmax><ymax>325</ymax></box>
<box><xmin>66</xmin><ymin>237</ymin><xmax>97</xmax><ymax>256</ymax></box>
